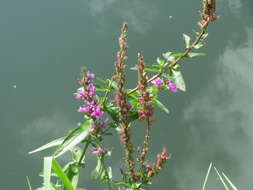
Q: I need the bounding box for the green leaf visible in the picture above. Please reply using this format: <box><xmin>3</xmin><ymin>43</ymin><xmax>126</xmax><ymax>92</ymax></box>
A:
<box><xmin>65</xmin><ymin>163</ymin><xmax>79</xmax><ymax>188</ymax></box>
<box><xmin>54</xmin><ymin>120</ymin><xmax>91</xmax><ymax>158</ymax></box>
<box><xmin>93</xmin><ymin>83</ymin><xmax>107</xmax><ymax>91</ymax></box>
<box><xmin>130</xmin><ymin>65</ymin><xmax>138</xmax><ymax>70</ymax></box>
<box><xmin>70</xmin><ymin>146</ymin><xmax>82</xmax><ymax>162</ymax></box>
<box><xmin>101</xmin><ymin>166</ymin><xmax>112</xmax><ymax>183</ymax></box>
<box><xmin>151</xmin><ymin>98</ymin><xmax>170</xmax><ymax>114</ymax></box>
<box><xmin>188</xmin><ymin>52</ymin><xmax>206</xmax><ymax>58</ymax></box>
<box><xmin>172</xmin><ymin>70</ymin><xmax>186</xmax><ymax>92</ymax></box>
<box><xmin>214</xmin><ymin>167</ymin><xmax>230</xmax><ymax>190</ymax></box>
<box><xmin>144</xmin><ymin>67</ymin><xmax>160</xmax><ymax>73</ymax></box>
<box><xmin>202</xmin><ymin>162</ymin><xmax>212</xmax><ymax>190</ymax></box>
<box><xmin>95</xmin><ymin>77</ymin><xmax>107</xmax><ymax>84</ymax></box>
<box><xmin>26</xmin><ymin>176</ymin><xmax>33</xmax><ymax>190</ymax></box>
<box><xmin>29</xmin><ymin>137</ymin><xmax>64</xmax><ymax>154</ymax></box>
<box><xmin>156</xmin><ymin>57</ymin><xmax>165</xmax><ymax>66</ymax></box>
<box><xmin>162</xmin><ymin>52</ymin><xmax>172</xmax><ymax>60</ymax></box>
<box><xmin>222</xmin><ymin>172</ymin><xmax>238</xmax><ymax>190</ymax></box>
<box><xmin>52</xmin><ymin>158</ymin><xmax>76</xmax><ymax>190</ymax></box>
<box><xmin>194</xmin><ymin>43</ymin><xmax>204</xmax><ymax>49</ymax></box>
<box><xmin>44</xmin><ymin>157</ymin><xmax>53</xmax><ymax>190</ymax></box>
<box><xmin>183</xmin><ymin>34</ymin><xmax>191</xmax><ymax>48</ymax></box>
<box><xmin>91</xmin><ymin>159</ymin><xmax>103</xmax><ymax>179</ymax></box>
<box><xmin>114</xmin><ymin>182</ymin><xmax>127</xmax><ymax>187</ymax></box>
<box><xmin>104</xmin><ymin>106</ymin><xmax>119</xmax><ymax>122</ymax></box>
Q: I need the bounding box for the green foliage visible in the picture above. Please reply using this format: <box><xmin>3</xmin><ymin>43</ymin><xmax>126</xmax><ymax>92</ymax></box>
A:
<box><xmin>28</xmin><ymin>2</ymin><xmax>222</xmax><ymax>189</ymax></box>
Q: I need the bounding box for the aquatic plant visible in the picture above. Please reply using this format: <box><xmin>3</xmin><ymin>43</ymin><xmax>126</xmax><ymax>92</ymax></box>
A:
<box><xmin>28</xmin><ymin>1</ymin><xmax>221</xmax><ymax>189</ymax></box>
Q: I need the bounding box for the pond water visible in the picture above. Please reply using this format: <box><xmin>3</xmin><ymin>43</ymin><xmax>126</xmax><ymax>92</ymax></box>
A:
<box><xmin>1</xmin><ymin>0</ymin><xmax>253</xmax><ymax>189</ymax></box>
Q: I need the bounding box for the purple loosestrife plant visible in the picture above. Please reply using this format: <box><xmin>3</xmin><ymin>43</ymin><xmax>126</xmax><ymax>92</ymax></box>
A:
<box><xmin>29</xmin><ymin>1</ymin><xmax>218</xmax><ymax>190</ymax></box>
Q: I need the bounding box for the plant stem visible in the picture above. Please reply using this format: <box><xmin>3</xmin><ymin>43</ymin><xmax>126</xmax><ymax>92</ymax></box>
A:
<box><xmin>102</xmin><ymin>78</ymin><xmax>113</xmax><ymax>105</ymax></box>
<box><xmin>127</xmin><ymin>20</ymin><xmax>211</xmax><ymax>95</ymax></box>
<box><xmin>78</xmin><ymin>140</ymin><xmax>90</xmax><ymax>166</ymax></box>
<box><xmin>140</xmin><ymin>119</ymin><xmax>151</xmax><ymax>169</ymax></box>
<box><xmin>101</xmin><ymin>157</ymin><xmax>113</xmax><ymax>190</ymax></box>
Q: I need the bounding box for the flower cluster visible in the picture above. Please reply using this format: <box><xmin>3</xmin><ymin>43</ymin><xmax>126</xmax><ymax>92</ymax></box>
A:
<box><xmin>151</xmin><ymin>78</ymin><xmax>163</xmax><ymax>88</ymax></box>
<box><xmin>91</xmin><ymin>147</ymin><xmax>109</xmax><ymax>157</ymax></box>
<box><xmin>137</xmin><ymin>53</ymin><xmax>154</xmax><ymax>120</ymax></box>
<box><xmin>114</xmin><ymin>23</ymin><xmax>135</xmax><ymax>173</ymax></box>
<box><xmin>167</xmin><ymin>80</ymin><xmax>178</xmax><ymax>92</ymax></box>
<box><xmin>151</xmin><ymin>77</ymin><xmax>178</xmax><ymax>93</ymax></box>
<box><xmin>198</xmin><ymin>0</ymin><xmax>217</xmax><ymax>28</ymax></box>
<box><xmin>146</xmin><ymin>148</ymin><xmax>171</xmax><ymax>178</ymax></box>
<box><xmin>75</xmin><ymin>71</ymin><xmax>104</xmax><ymax>119</ymax></box>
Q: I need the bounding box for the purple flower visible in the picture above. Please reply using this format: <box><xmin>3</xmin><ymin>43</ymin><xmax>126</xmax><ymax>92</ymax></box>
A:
<box><xmin>100</xmin><ymin>118</ymin><xmax>109</xmax><ymax>129</ymax></box>
<box><xmin>75</xmin><ymin>88</ymin><xmax>87</xmax><ymax>100</ymax></box>
<box><xmin>87</xmin><ymin>72</ymin><xmax>95</xmax><ymax>80</ymax></box>
<box><xmin>91</xmin><ymin>105</ymin><xmax>104</xmax><ymax>119</ymax></box>
<box><xmin>78</xmin><ymin>105</ymin><xmax>89</xmax><ymax>114</ymax></box>
<box><xmin>167</xmin><ymin>80</ymin><xmax>178</xmax><ymax>92</ymax></box>
<box><xmin>151</xmin><ymin>78</ymin><xmax>163</xmax><ymax>88</ymax></box>
<box><xmin>88</xmin><ymin>84</ymin><xmax>96</xmax><ymax>97</ymax></box>
<box><xmin>91</xmin><ymin>147</ymin><xmax>108</xmax><ymax>156</ymax></box>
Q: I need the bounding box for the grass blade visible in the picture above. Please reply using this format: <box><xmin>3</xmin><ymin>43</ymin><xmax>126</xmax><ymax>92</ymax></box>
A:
<box><xmin>26</xmin><ymin>176</ymin><xmax>32</xmax><ymax>190</ymax></box>
<box><xmin>202</xmin><ymin>162</ymin><xmax>213</xmax><ymax>190</ymax></box>
<box><xmin>52</xmin><ymin>158</ymin><xmax>76</xmax><ymax>190</ymax></box>
<box><xmin>29</xmin><ymin>137</ymin><xmax>64</xmax><ymax>154</ymax></box>
<box><xmin>214</xmin><ymin>167</ymin><xmax>230</xmax><ymax>190</ymax></box>
<box><xmin>44</xmin><ymin>157</ymin><xmax>53</xmax><ymax>190</ymax></box>
<box><xmin>222</xmin><ymin>172</ymin><xmax>239</xmax><ymax>190</ymax></box>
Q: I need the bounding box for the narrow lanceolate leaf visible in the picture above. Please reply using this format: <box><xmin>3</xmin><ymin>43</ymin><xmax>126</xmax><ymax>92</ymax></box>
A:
<box><xmin>188</xmin><ymin>52</ymin><xmax>206</xmax><ymax>58</ymax></box>
<box><xmin>44</xmin><ymin>157</ymin><xmax>53</xmax><ymax>190</ymax></box>
<box><xmin>183</xmin><ymin>33</ymin><xmax>191</xmax><ymax>48</ymax></box>
<box><xmin>52</xmin><ymin>158</ymin><xmax>75</xmax><ymax>190</ymax></box>
<box><xmin>26</xmin><ymin>176</ymin><xmax>33</xmax><ymax>190</ymax></box>
<box><xmin>172</xmin><ymin>70</ymin><xmax>186</xmax><ymax>92</ymax></box>
<box><xmin>194</xmin><ymin>43</ymin><xmax>204</xmax><ymax>49</ymax></box>
<box><xmin>214</xmin><ymin>167</ymin><xmax>230</xmax><ymax>190</ymax></box>
<box><xmin>202</xmin><ymin>162</ymin><xmax>213</xmax><ymax>190</ymax></box>
<box><xmin>54</xmin><ymin>120</ymin><xmax>91</xmax><ymax>158</ymax></box>
<box><xmin>222</xmin><ymin>172</ymin><xmax>239</xmax><ymax>190</ymax></box>
<box><xmin>29</xmin><ymin>137</ymin><xmax>64</xmax><ymax>154</ymax></box>
<box><xmin>151</xmin><ymin>98</ymin><xmax>170</xmax><ymax>114</ymax></box>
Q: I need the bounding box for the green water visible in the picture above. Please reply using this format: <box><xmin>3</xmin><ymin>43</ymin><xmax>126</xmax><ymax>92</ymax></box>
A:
<box><xmin>1</xmin><ymin>0</ymin><xmax>253</xmax><ymax>189</ymax></box>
